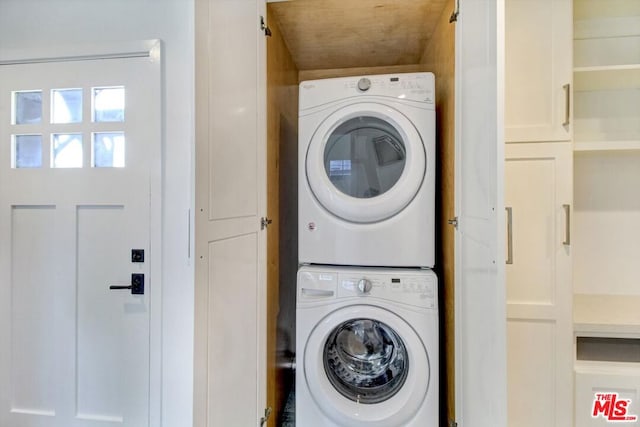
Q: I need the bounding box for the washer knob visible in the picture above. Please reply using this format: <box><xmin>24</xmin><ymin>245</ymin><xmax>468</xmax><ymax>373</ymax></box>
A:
<box><xmin>357</xmin><ymin>77</ymin><xmax>372</xmax><ymax>92</ymax></box>
<box><xmin>357</xmin><ymin>278</ymin><xmax>372</xmax><ymax>294</ymax></box>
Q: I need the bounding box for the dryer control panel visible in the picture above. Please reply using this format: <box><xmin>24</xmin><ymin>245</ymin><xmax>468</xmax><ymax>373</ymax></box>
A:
<box><xmin>297</xmin><ymin>266</ymin><xmax>438</xmax><ymax>310</ymax></box>
<box><xmin>299</xmin><ymin>72</ymin><xmax>435</xmax><ymax>110</ymax></box>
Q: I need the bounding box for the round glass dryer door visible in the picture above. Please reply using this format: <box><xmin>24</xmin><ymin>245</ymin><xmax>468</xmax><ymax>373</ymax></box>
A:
<box><xmin>306</xmin><ymin>103</ymin><xmax>426</xmax><ymax>223</ymax></box>
<box><xmin>324</xmin><ymin>117</ymin><xmax>406</xmax><ymax>200</ymax></box>
<box><xmin>323</xmin><ymin>319</ymin><xmax>408</xmax><ymax>404</ymax></box>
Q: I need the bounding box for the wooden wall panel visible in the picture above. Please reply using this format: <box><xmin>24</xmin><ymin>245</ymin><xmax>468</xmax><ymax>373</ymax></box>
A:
<box><xmin>266</xmin><ymin>8</ymin><xmax>299</xmax><ymax>427</ymax></box>
<box><xmin>420</xmin><ymin>0</ymin><xmax>456</xmax><ymax>424</ymax></box>
<box><xmin>269</xmin><ymin>0</ymin><xmax>448</xmax><ymax>70</ymax></box>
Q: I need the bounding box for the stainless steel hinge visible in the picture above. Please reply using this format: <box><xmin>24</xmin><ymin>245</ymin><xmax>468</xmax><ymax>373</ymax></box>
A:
<box><xmin>448</xmin><ymin>216</ymin><xmax>459</xmax><ymax>229</ymax></box>
<box><xmin>260</xmin><ymin>217</ymin><xmax>273</xmax><ymax>230</ymax></box>
<box><xmin>259</xmin><ymin>407</ymin><xmax>272</xmax><ymax>426</ymax></box>
<box><xmin>449</xmin><ymin>0</ymin><xmax>460</xmax><ymax>23</ymax></box>
<box><xmin>260</xmin><ymin>16</ymin><xmax>272</xmax><ymax>37</ymax></box>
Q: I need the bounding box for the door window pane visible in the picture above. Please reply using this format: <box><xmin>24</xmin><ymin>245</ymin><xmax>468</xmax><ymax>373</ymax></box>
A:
<box><xmin>324</xmin><ymin>116</ymin><xmax>406</xmax><ymax>199</ymax></box>
<box><xmin>93</xmin><ymin>87</ymin><xmax>124</xmax><ymax>122</ymax></box>
<box><xmin>13</xmin><ymin>91</ymin><xmax>42</xmax><ymax>124</ymax></box>
<box><xmin>323</xmin><ymin>318</ymin><xmax>409</xmax><ymax>404</ymax></box>
<box><xmin>52</xmin><ymin>89</ymin><xmax>82</xmax><ymax>124</ymax></box>
<box><xmin>13</xmin><ymin>134</ymin><xmax>42</xmax><ymax>168</ymax></box>
<box><xmin>52</xmin><ymin>133</ymin><xmax>83</xmax><ymax>168</ymax></box>
<box><xmin>93</xmin><ymin>132</ymin><xmax>125</xmax><ymax>168</ymax></box>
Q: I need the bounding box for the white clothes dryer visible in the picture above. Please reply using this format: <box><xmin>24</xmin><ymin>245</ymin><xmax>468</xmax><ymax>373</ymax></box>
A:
<box><xmin>299</xmin><ymin>72</ymin><xmax>435</xmax><ymax>268</ymax></box>
<box><xmin>296</xmin><ymin>265</ymin><xmax>438</xmax><ymax>427</ymax></box>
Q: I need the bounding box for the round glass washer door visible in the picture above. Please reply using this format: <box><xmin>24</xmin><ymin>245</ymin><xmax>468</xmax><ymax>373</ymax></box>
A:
<box><xmin>306</xmin><ymin>103</ymin><xmax>426</xmax><ymax>223</ymax></box>
<box><xmin>324</xmin><ymin>318</ymin><xmax>409</xmax><ymax>404</ymax></box>
<box><xmin>304</xmin><ymin>305</ymin><xmax>430</xmax><ymax>426</ymax></box>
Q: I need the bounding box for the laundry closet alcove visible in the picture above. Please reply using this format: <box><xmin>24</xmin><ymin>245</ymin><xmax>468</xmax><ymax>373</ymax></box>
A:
<box><xmin>193</xmin><ymin>0</ymin><xmax>504</xmax><ymax>426</ymax></box>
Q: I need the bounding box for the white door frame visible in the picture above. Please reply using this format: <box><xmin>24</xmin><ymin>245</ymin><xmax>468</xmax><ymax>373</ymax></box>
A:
<box><xmin>0</xmin><ymin>39</ymin><xmax>163</xmax><ymax>426</ymax></box>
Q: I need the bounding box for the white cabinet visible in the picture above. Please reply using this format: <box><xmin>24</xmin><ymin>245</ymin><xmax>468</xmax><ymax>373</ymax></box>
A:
<box><xmin>505</xmin><ymin>142</ymin><xmax>573</xmax><ymax>427</ymax></box>
<box><xmin>575</xmin><ymin>363</ymin><xmax>640</xmax><ymax>426</ymax></box>
<box><xmin>505</xmin><ymin>0</ymin><xmax>573</xmax><ymax>142</ymax></box>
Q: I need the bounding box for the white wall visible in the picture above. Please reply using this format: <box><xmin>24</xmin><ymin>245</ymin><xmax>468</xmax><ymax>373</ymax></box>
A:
<box><xmin>0</xmin><ymin>1</ymin><xmax>195</xmax><ymax>426</ymax></box>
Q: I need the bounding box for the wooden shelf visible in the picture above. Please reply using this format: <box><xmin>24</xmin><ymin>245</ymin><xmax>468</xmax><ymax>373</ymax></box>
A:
<box><xmin>574</xmin><ymin>294</ymin><xmax>640</xmax><ymax>337</ymax></box>
<box><xmin>574</xmin><ymin>64</ymin><xmax>640</xmax><ymax>91</ymax></box>
<box><xmin>574</xmin><ymin>140</ymin><xmax>640</xmax><ymax>152</ymax></box>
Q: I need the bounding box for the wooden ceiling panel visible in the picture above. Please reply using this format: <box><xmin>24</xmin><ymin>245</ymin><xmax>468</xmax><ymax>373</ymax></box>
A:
<box><xmin>268</xmin><ymin>0</ymin><xmax>449</xmax><ymax>70</ymax></box>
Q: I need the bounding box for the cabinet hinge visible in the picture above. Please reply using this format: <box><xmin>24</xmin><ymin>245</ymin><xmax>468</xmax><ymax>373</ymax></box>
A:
<box><xmin>259</xmin><ymin>406</ymin><xmax>272</xmax><ymax>426</ymax></box>
<box><xmin>449</xmin><ymin>0</ymin><xmax>460</xmax><ymax>23</ymax></box>
<box><xmin>260</xmin><ymin>16</ymin><xmax>272</xmax><ymax>37</ymax></box>
<box><xmin>260</xmin><ymin>217</ymin><xmax>273</xmax><ymax>230</ymax></box>
<box><xmin>448</xmin><ymin>216</ymin><xmax>459</xmax><ymax>229</ymax></box>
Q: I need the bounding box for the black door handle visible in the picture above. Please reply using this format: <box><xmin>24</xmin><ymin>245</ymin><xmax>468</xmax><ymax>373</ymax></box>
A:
<box><xmin>109</xmin><ymin>273</ymin><xmax>144</xmax><ymax>295</ymax></box>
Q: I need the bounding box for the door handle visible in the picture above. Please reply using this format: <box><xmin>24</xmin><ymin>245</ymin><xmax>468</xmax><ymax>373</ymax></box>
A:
<box><xmin>109</xmin><ymin>273</ymin><xmax>145</xmax><ymax>295</ymax></box>
<box><xmin>563</xmin><ymin>83</ymin><xmax>570</xmax><ymax>127</ymax></box>
<box><xmin>563</xmin><ymin>204</ymin><xmax>571</xmax><ymax>246</ymax></box>
<box><xmin>505</xmin><ymin>207</ymin><xmax>513</xmax><ymax>265</ymax></box>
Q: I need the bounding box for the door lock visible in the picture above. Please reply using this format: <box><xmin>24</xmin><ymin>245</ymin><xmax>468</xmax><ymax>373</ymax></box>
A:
<box><xmin>109</xmin><ymin>273</ymin><xmax>145</xmax><ymax>295</ymax></box>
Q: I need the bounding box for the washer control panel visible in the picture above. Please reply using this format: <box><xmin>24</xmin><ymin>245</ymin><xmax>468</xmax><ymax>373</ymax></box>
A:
<box><xmin>297</xmin><ymin>266</ymin><xmax>437</xmax><ymax>309</ymax></box>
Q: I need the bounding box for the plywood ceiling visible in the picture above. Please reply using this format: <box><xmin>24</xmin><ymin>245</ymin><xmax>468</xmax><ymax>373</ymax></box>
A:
<box><xmin>268</xmin><ymin>0</ymin><xmax>449</xmax><ymax>70</ymax></box>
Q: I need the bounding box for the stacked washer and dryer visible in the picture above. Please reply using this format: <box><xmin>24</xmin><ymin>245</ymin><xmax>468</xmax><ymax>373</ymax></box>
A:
<box><xmin>296</xmin><ymin>72</ymin><xmax>439</xmax><ymax>426</ymax></box>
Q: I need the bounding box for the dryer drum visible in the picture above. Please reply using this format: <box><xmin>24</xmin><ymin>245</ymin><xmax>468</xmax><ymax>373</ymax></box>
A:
<box><xmin>323</xmin><ymin>116</ymin><xmax>407</xmax><ymax>200</ymax></box>
<box><xmin>323</xmin><ymin>318</ymin><xmax>409</xmax><ymax>404</ymax></box>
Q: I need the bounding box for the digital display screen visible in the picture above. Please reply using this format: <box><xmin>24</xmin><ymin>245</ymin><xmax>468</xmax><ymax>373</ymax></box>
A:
<box><xmin>391</xmin><ymin>278</ymin><xmax>401</xmax><ymax>283</ymax></box>
<box><xmin>390</xmin><ymin>77</ymin><xmax>399</xmax><ymax>82</ymax></box>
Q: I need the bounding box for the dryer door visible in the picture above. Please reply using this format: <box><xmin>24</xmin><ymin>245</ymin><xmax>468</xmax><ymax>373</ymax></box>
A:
<box><xmin>305</xmin><ymin>103</ymin><xmax>426</xmax><ymax>223</ymax></box>
<box><xmin>304</xmin><ymin>305</ymin><xmax>431</xmax><ymax>427</ymax></box>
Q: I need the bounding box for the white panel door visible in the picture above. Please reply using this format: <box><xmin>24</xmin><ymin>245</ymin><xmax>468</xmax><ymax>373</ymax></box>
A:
<box><xmin>454</xmin><ymin>0</ymin><xmax>507</xmax><ymax>426</ymax></box>
<box><xmin>194</xmin><ymin>0</ymin><xmax>267</xmax><ymax>426</ymax></box>
<box><xmin>0</xmin><ymin>46</ymin><xmax>160</xmax><ymax>427</ymax></box>
<box><xmin>505</xmin><ymin>0</ymin><xmax>572</xmax><ymax>142</ymax></box>
<box><xmin>505</xmin><ymin>142</ymin><xmax>573</xmax><ymax>427</ymax></box>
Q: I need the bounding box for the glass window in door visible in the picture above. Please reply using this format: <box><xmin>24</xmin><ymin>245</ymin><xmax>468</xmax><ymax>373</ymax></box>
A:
<box><xmin>324</xmin><ymin>318</ymin><xmax>409</xmax><ymax>404</ymax></box>
<box><xmin>324</xmin><ymin>117</ymin><xmax>406</xmax><ymax>199</ymax></box>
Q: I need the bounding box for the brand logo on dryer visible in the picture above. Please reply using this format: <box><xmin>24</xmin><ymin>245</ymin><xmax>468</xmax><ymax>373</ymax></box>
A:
<box><xmin>307</xmin><ymin>222</ymin><xmax>316</xmax><ymax>231</ymax></box>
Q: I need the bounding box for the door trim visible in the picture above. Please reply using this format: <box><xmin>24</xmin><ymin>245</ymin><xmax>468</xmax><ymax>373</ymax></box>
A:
<box><xmin>0</xmin><ymin>39</ymin><xmax>163</xmax><ymax>426</ymax></box>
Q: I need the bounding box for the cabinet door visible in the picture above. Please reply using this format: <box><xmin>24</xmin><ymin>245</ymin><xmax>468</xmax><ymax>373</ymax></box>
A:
<box><xmin>194</xmin><ymin>0</ymin><xmax>268</xmax><ymax>426</ymax></box>
<box><xmin>505</xmin><ymin>0</ymin><xmax>572</xmax><ymax>142</ymax></box>
<box><xmin>454</xmin><ymin>0</ymin><xmax>506</xmax><ymax>425</ymax></box>
<box><xmin>505</xmin><ymin>142</ymin><xmax>573</xmax><ymax>427</ymax></box>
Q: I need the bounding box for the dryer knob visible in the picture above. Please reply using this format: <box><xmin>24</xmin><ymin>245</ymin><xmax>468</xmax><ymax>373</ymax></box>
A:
<box><xmin>357</xmin><ymin>278</ymin><xmax>372</xmax><ymax>294</ymax></box>
<box><xmin>357</xmin><ymin>77</ymin><xmax>372</xmax><ymax>92</ymax></box>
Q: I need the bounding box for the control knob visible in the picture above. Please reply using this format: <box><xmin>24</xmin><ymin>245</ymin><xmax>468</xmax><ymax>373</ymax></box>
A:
<box><xmin>357</xmin><ymin>77</ymin><xmax>372</xmax><ymax>92</ymax></box>
<box><xmin>357</xmin><ymin>278</ymin><xmax>372</xmax><ymax>294</ymax></box>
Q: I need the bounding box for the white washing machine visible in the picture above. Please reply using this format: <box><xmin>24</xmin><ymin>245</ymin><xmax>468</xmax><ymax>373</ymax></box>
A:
<box><xmin>299</xmin><ymin>72</ymin><xmax>435</xmax><ymax>268</ymax></box>
<box><xmin>296</xmin><ymin>265</ymin><xmax>438</xmax><ymax>427</ymax></box>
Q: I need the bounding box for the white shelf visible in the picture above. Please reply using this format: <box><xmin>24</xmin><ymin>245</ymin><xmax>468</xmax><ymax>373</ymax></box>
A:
<box><xmin>574</xmin><ymin>140</ymin><xmax>640</xmax><ymax>152</ymax></box>
<box><xmin>574</xmin><ymin>64</ymin><xmax>640</xmax><ymax>90</ymax></box>
<box><xmin>574</xmin><ymin>294</ymin><xmax>640</xmax><ymax>337</ymax></box>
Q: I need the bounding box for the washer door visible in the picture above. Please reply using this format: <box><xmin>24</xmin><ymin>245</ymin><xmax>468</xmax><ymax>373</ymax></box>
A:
<box><xmin>304</xmin><ymin>305</ymin><xmax>430</xmax><ymax>427</ymax></box>
<box><xmin>306</xmin><ymin>103</ymin><xmax>426</xmax><ymax>223</ymax></box>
